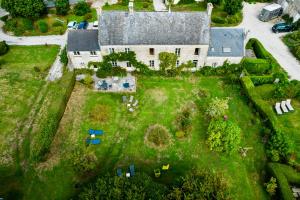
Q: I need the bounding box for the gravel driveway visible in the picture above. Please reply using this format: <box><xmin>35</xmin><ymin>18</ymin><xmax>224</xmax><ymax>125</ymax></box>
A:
<box><xmin>238</xmin><ymin>3</ymin><xmax>300</xmax><ymax>80</ymax></box>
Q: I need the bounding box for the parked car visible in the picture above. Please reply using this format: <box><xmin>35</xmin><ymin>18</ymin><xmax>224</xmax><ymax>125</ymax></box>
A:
<box><xmin>67</xmin><ymin>21</ymin><xmax>77</xmax><ymax>29</ymax></box>
<box><xmin>259</xmin><ymin>3</ymin><xmax>283</xmax><ymax>22</ymax></box>
<box><xmin>272</xmin><ymin>22</ymin><xmax>293</xmax><ymax>33</ymax></box>
<box><xmin>93</xmin><ymin>21</ymin><xmax>98</xmax><ymax>29</ymax></box>
<box><xmin>77</xmin><ymin>21</ymin><xmax>88</xmax><ymax>30</ymax></box>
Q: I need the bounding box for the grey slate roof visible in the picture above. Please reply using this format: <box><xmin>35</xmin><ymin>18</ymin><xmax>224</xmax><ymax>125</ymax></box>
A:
<box><xmin>67</xmin><ymin>30</ymin><xmax>100</xmax><ymax>51</ymax></box>
<box><xmin>99</xmin><ymin>11</ymin><xmax>210</xmax><ymax>46</ymax></box>
<box><xmin>44</xmin><ymin>0</ymin><xmax>82</xmax><ymax>8</ymax></box>
<box><xmin>208</xmin><ymin>28</ymin><xmax>245</xmax><ymax>57</ymax></box>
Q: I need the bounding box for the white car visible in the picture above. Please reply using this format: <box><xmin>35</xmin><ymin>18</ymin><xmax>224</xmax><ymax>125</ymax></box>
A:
<box><xmin>93</xmin><ymin>21</ymin><xmax>98</xmax><ymax>29</ymax></box>
<box><xmin>67</xmin><ymin>21</ymin><xmax>78</xmax><ymax>29</ymax></box>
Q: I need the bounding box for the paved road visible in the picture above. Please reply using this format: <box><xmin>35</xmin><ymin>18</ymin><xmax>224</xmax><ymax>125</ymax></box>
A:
<box><xmin>238</xmin><ymin>3</ymin><xmax>300</xmax><ymax>80</ymax></box>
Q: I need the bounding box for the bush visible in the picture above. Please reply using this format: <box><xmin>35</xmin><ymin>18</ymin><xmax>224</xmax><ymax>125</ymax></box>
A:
<box><xmin>144</xmin><ymin>124</ymin><xmax>172</xmax><ymax>149</ymax></box>
<box><xmin>265</xmin><ymin>177</ymin><xmax>277</xmax><ymax>196</ymax></box>
<box><xmin>55</xmin><ymin>0</ymin><xmax>70</xmax><ymax>15</ymax></box>
<box><xmin>38</xmin><ymin>20</ymin><xmax>48</xmax><ymax>33</ymax></box>
<box><xmin>175</xmin><ymin>131</ymin><xmax>185</xmax><ymax>139</ymax></box>
<box><xmin>212</xmin><ymin>16</ymin><xmax>226</xmax><ymax>24</ymax></box>
<box><xmin>178</xmin><ymin>0</ymin><xmax>194</xmax><ymax>4</ymax></box>
<box><xmin>74</xmin><ymin>1</ymin><xmax>91</xmax><ymax>16</ymax></box>
<box><xmin>52</xmin><ymin>21</ymin><xmax>64</xmax><ymax>27</ymax></box>
<box><xmin>84</xmin><ymin>13</ymin><xmax>92</xmax><ymax>21</ymax></box>
<box><xmin>0</xmin><ymin>41</ymin><xmax>9</xmax><ymax>56</ymax></box>
<box><xmin>22</xmin><ymin>18</ymin><xmax>34</xmax><ymax>30</ymax></box>
<box><xmin>143</xmin><ymin>2</ymin><xmax>149</xmax><ymax>8</ymax></box>
<box><xmin>175</xmin><ymin>106</ymin><xmax>193</xmax><ymax>133</ymax></box>
<box><xmin>242</xmin><ymin>58</ymin><xmax>270</xmax><ymax>75</ymax></box>
<box><xmin>70</xmin><ymin>147</ymin><xmax>97</xmax><ymax>173</ymax></box>
<box><xmin>250</xmin><ymin>76</ymin><xmax>274</xmax><ymax>86</ymax></box>
<box><xmin>33</xmin><ymin>66</ymin><xmax>41</xmax><ymax>72</ymax></box>
<box><xmin>206</xmin><ymin>97</ymin><xmax>229</xmax><ymax>118</ymax></box>
<box><xmin>83</xmin><ymin>74</ymin><xmax>94</xmax><ymax>85</ymax></box>
<box><xmin>60</xmin><ymin>46</ymin><xmax>68</xmax><ymax>66</ymax></box>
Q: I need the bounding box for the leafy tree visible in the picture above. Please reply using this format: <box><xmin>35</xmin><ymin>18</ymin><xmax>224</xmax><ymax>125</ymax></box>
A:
<box><xmin>0</xmin><ymin>41</ymin><xmax>9</xmax><ymax>56</ymax></box>
<box><xmin>205</xmin><ymin>97</ymin><xmax>229</xmax><ymax>118</ymax></box>
<box><xmin>224</xmin><ymin>0</ymin><xmax>243</xmax><ymax>15</ymax></box>
<box><xmin>159</xmin><ymin>52</ymin><xmax>177</xmax><ymax>75</ymax></box>
<box><xmin>1</xmin><ymin>0</ymin><xmax>46</xmax><ymax>19</ymax></box>
<box><xmin>73</xmin><ymin>1</ymin><xmax>91</xmax><ymax>16</ymax></box>
<box><xmin>78</xmin><ymin>173</ymin><xmax>167</xmax><ymax>200</ymax></box>
<box><xmin>207</xmin><ymin>119</ymin><xmax>241</xmax><ymax>154</ymax></box>
<box><xmin>55</xmin><ymin>0</ymin><xmax>70</xmax><ymax>15</ymax></box>
<box><xmin>264</xmin><ymin>177</ymin><xmax>277</xmax><ymax>196</ymax></box>
<box><xmin>167</xmin><ymin>170</ymin><xmax>231</xmax><ymax>200</ymax></box>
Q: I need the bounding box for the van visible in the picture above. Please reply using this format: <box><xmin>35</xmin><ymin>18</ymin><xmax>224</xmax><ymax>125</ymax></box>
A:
<box><xmin>259</xmin><ymin>4</ymin><xmax>283</xmax><ymax>22</ymax></box>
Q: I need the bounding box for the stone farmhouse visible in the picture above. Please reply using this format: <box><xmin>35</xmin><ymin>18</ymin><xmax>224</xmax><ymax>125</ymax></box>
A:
<box><xmin>67</xmin><ymin>3</ymin><xmax>245</xmax><ymax>71</ymax></box>
<box><xmin>278</xmin><ymin>0</ymin><xmax>300</xmax><ymax>22</ymax></box>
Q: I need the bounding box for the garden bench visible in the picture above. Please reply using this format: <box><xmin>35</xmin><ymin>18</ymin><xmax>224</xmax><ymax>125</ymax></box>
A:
<box><xmin>281</xmin><ymin>101</ymin><xmax>289</xmax><ymax>113</ymax></box>
<box><xmin>286</xmin><ymin>99</ymin><xmax>294</xmax><ymax>111</ymax></box>
<box><xmin>275</xmin><ymin>103</ymin><xmax>283</xmax><ymax>115</ymax></box>
<box><xmin>89</xmin><ymin>129</ymin><xmax>104</xmax><ymax>135</ymax></box>
<box><xmin>162</xmin><ymin>164</ymin><xmax>169</xmax><ymax>170</ymax></box>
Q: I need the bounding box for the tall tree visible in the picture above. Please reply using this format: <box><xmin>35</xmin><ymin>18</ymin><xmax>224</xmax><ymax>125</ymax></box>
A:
<box><xmin>1</xmin><ymin>0</ymin><xmax>46</xmax><ymax>19</ymax></box>
<box><xmin>224</xmin><ymin>0</ymin><xmax>243</xmax><ymax>15</ymax></box>
<box><xmin>55</xmin><ymin>0</ymin><xmax>70</xmax><ymax>15</ymax></box>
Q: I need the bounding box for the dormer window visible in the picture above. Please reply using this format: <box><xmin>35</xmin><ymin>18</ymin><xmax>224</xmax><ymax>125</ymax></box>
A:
<box><xmin>90</xmin><ymin>51</ymin><xmax>96</xmax><ymax>55</ymax></box>
<box><xmin>74</xmin><ymin>51</ymin><xmax>80</xmax><ymax>55</ymax></box>
<box><xmin>223</xmin><ymin>47</ymin><xmax>231</xmax><ymax>53</ymax></box>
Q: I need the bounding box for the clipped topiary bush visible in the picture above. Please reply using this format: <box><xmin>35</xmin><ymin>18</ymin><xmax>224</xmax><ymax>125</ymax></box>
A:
<box><xmin>242</xmin><ymin>58</ymin><xmax>270</xmax><ymax>75</ymax></box>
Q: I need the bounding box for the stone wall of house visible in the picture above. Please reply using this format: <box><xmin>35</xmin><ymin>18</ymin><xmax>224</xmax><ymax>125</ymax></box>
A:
<box><xmin>100</xmin><ymin>44</ymin><xmax>209</xmax><ymax>70</ymax></box>
<box><xmin>68</xmin><ymin>51</ymin><xmax>101</xmax><ymax>69</ymax></box>
<box><xmin>205</xmin><ymin>56</ymin><xmax>243</xmax><ymax>67</ymax></box>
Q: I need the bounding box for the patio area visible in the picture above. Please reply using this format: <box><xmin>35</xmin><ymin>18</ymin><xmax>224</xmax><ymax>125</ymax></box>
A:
<box><xmin>94</xmin><ymin>75</ymin><xmax>136</xmax><ymax>93</ymax></box>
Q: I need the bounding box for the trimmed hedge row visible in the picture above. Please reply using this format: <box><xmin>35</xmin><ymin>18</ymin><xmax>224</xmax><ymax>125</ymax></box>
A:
<box><xmin>30</xmin><ymin>71</ymin><xmax>75</xmax><ymax>162</ymax></box>
<box><xmin>267</xmin><ymin>163</ymin><xmax>300</xmax><ymax>200</ymax></box>
<box><xmin>250</xmin><ymin>75</ymin><xmax>274</xmax><ymax>86</ymax></box>
<box><xmin>242</xmin><ymin>58</ymin><xmax>270</xmax><ymax>75</ymax></box>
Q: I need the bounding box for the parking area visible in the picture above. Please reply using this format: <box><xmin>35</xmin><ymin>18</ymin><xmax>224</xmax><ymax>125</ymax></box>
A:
<box><xmin>239</xmin><ymin>3</ymin><xmax>300</xmax><ymax>80</ymax></box>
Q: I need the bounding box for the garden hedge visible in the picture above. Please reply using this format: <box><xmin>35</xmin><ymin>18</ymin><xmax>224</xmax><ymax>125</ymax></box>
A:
<box><xmin>242</xmin><ymin>58</ymin><xmax>270</xmax><ymax>75</ymax></box>
<box><xmin>30</xmin><ymin>71</ymin><xmax>75</xmax><ymax>161</ymax></box>
<box><xmin>267</xmin><ymin>163</ymin><xmax>300</xmax><ymax>200</ymax></box>
<box><xmin>250</xmin><ymin>75</ymin><xmax>274</xmax><ymax>86</ymax></box>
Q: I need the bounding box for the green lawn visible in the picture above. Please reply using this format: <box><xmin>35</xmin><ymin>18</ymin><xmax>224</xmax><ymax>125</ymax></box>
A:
<box><xmin>102</xmin><ymin>0</ymin><xmax>154</xmax><ymax>11</ymax></box>
<box><xmin>255</xmin><ymin>84</ymin><xmax>300</xmax><ymax>161</ymax></box>
<box><xmin>0</xmin><ymin>45</ymin><xmax>59</xmax><ymax>198</ymax></box>
<box><xmin>23</xmin><ymin>76</ymin><xmax>268</xmax><ymax>199</ymax></box>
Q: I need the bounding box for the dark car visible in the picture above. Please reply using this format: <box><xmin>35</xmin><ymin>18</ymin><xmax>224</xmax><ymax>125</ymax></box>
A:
<box><xmin>272</xmin><ymin>22</ymin><xmax>293</xmax><ymax>33</ymax></box>
<box><xmin>77</xmin><ymin>21</ymin><xmax>88</xmax><ymax>30</ymax></box>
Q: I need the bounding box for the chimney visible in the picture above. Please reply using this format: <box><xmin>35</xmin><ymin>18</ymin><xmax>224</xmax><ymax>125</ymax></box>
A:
<box><xmin>129</xmin><ymin>0</ymin><xmax>134</xmax><ymax>14</ymax></box>
<box><xmin>207</xmin><ymin>3</ymin><xmax>213</xmax><ymax>17</ymax></box>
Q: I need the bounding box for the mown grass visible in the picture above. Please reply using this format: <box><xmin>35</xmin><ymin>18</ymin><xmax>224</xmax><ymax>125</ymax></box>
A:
<box><xmin>0</xmin><ymin>45</ymin><xmax>59</xmax><ymax>198</ymax></box>
<box><xmin>255</xmin><ymin>84</ymin><xmax>300</xmax><ymax>162</ymax></box>
<box><xmin>24</xmin><ymin>76</ymin><xmax>268</xmax><ymax>200</ymax></box>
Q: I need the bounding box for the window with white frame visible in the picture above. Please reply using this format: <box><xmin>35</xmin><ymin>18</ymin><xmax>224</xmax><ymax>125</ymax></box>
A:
<box><xmin>126</xmin><ymin>62</ymin><xmax>131</xmax><ymax>68</ymax></box>
<box><xmin>175</xmin><ymin>48</ymin><xmax>181</xmax><ymax>56</ymax></box>
<box><xmin>125</xmin><ymin>48</ymin><xmax>130</xmax><ymax>53</ymax></box>
<box><xmin>73</xmin><ymin>51</ymin><xmax>80</xmax><ymax>55</ymax></box>
<box><xmin>109</xmin><ymin>48</ymin><xmax>115</xmax><ymax>54</ymax></box>
<box><xmin>222</xmin><ymin>47</ymin><xmax>231</xmax><ymax>53</ymax></box>
<box><xmin>112</xmin><ymin>61</ymin><xmax>117</xmax><ymax>67</ymax></box>
<box><xmin>90</xmin><ymin>51</ymin><xmax>96</xmax><ymax>55</ymax></box>
<box><xmin>193</xmin><ymin>60</ymin><xmax>198</xmax><ymax>67</ymax></box>
<box><xmin>176</xmin><ymin>60</ymin><xmax>180</xmax><ymax>67</ymax></box>
<box><xmin>149</xmin><ymin>60</ymin><xmax>154</xmax><ymax>67</ymax></box>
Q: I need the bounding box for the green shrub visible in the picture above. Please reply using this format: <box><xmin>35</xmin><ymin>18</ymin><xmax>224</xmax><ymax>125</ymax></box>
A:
<box><xmin>33</xmin><ymin>66</ymin><xmax>41</xmax><ymax>72</ymax></box>
<box><xmin>143</xmin><ymin>2</ymin><xmax>149</xmax><ymax>8</ymax></box>
<box><xmin>84</xmin><ymin>13</ymin><xmax>92</xmax><ymax>21</ymax></box>
<box><xmin>3</xmin><ymin>18</ymin><xmax>17</xmax><ymax>32</ymax></box>
<box><xmin>175</xmin><ymin>106</ymin><xmax>193</xmax><ymax>133</ymax></box>
<box><xmin>83</xmin><ymin>74</ymin><xmax>94</xmax><ymax>85</ymax></box>
<box><xmin>22</xmin><ymin>18</ymin><xmax>34</xmax><ymax>30</ymax></box>
<box><xmin>145</xmin><ymin>124</ymin><xmax>172</xmax><ymax>149</ymax></box>
<box><xmin>55</xmin><ymin>0</ymin><xmax>70</xmax><ymax>15</ymax></box>
<box><xmin>38</xmin><ymin>20</ymin><xmax>48</xmax><ymax>33</ymax></box>
<box><xmin>74</xmin><ymin>1</ymin><xmax>91</xmax><ymax>16</ymax></box>
<box><xmin>0</xmin><ymin>41</ymin><xmax>9</xmax><ymax>56</ymax></box>
<box><xmin>212</xmin><ymin>16</ymin><xmax>226</xmax><ymax>24</ymax></box>
<box><xmin>178</xmin><ymin>0</ymin><xmax>194</xmax><ymax>4</ymax></box>
<box><xmin>242</xmin><ymin>58</ymin><xmax>270</xmax><ymax>75</ymax></box>
<box><xmin>60</xmin><ymin>46</ymin><xmax>68</xmax><ymax>66</ymax></box>
<box><xmin>52</xmin><ymin>21</ymin><xmax>64</xmax><ymax>27</ymax></box>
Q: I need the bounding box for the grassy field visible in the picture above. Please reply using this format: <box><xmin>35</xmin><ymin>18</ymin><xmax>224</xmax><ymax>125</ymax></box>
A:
<box><xmin>102</xmin><ymin>0</ymin><xmax>154</xmax><ymax>11</ymax></box>
<box><xmin>255</xmin><ymin>84</ymin><xmax>300</xmax><ymax>161</ymax></box>
<box><xmin>22</xmin><ymin>76</ymin><xmax>268</xmax><ymax>199</ymax></box>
